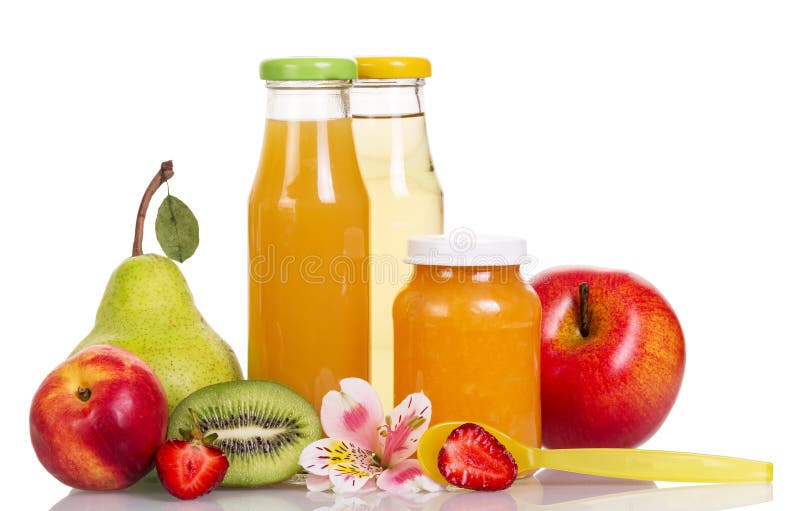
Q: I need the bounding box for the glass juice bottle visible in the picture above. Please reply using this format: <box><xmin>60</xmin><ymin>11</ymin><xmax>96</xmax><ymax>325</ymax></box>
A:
<box><xmin>249</xmin><ymin>58</ymin><xmax>369</xmax><ymax>410</ymax></box>
<box><xmin>352</xmin><ymin>57</ymin><xmax>444</xmax><ymax>409</ymax></box>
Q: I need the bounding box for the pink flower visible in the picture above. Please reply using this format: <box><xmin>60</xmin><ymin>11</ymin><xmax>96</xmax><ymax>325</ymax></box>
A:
<box><xmin>299</xmin><ymin>378</ymin><xmax>443</xmax><ymax>494</ymax></box>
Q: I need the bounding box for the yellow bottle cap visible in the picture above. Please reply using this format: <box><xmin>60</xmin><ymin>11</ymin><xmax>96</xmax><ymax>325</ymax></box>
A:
<box><xmin>355</xmin><ymin>57</ymin><xmax>432</xmax><ymax>79</ymax></box>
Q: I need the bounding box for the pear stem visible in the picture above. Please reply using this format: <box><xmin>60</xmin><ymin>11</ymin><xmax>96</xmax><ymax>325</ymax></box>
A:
<box><xmin>579</xmin><ymin>282</ymin><xmax>590</xmax><ymax>337</ymax></box>
<box><xmin>132</xmin><ymin>161</ymin><xmax>174</xmax><ymax>257</ymax></box>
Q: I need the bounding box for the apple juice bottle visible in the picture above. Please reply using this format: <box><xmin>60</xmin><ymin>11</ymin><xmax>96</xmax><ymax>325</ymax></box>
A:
<box><xmin>248</xmin><ymin>58</ymin><xmax>370</xmax><ymax>410</ymax></box>
<box><xmin>352</xmin><ymin>57</ymin><xmax>444</xmax><ymax>410</ymax></box>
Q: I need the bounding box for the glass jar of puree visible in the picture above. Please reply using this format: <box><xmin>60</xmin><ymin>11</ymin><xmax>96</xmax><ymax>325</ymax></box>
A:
<box><xmin>393</xmin><ymin>234</ymin><xmax>542</xmax><ymax>446</ymax></box>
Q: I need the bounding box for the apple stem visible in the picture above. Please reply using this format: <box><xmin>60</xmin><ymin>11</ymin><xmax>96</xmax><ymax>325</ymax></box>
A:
<box><xmin>132</xmin><ymin>161</ymin><xmax>175</xmax><ymax>257</ymax></box>
<box><xmin>579</xmin><ymin>282</ymin><xmax>590</xmax><ymax>337</ymax></box>
<box><xmin>76</xmin><ymin>386</ymin><xmax>92</xmax><ymax>402</ymax></box>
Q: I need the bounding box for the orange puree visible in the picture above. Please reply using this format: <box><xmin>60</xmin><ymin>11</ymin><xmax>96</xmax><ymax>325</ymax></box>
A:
<box><xmin>394</xmin><ymin>264</ymin><xmax>542</xmax><ymax>446</ymax></box>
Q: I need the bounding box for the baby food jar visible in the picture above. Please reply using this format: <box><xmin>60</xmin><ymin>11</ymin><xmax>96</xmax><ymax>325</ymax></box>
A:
<box><xmin>393</xmin><ymin>233</ymin><xmax>542</xmax><ymax>446</ymax></box>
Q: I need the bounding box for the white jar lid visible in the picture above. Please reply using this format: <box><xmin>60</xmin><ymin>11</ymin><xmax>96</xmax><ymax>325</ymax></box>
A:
<box><xmin>406</xmin><ymin>232</ymin><xmax>529</xmax><ymax>266</ymax></box>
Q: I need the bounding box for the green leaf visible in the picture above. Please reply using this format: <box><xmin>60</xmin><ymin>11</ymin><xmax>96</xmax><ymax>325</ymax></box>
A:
<box><xmin>155</xmin><ymin>195</ymin><xmax>199</xmax><ymax>262</ymax></box>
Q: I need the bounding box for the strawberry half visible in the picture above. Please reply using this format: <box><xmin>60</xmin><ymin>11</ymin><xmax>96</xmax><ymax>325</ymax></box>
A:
<box><xmin>437</xmin><ymin>423</ymin><xmax>518</xmax><ymax>491</ymax></box>
<box><xmin>155</xmin><ymin>410</ymin><xmax>229</xmax><ymax>500</ymax></box>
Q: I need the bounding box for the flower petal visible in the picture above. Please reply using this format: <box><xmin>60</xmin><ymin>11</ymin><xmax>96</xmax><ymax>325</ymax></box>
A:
<box><xmin>300</xmin><ymin>438</ymin><xmax>340</xmax><ymax>476</ymax></box>
<box><xmin>330</xmin><ymin>465</ymin><xmax>381</xmax><ymax>494</ymax></box>
<box><xmin>356</xmin><ymin>478</ymin><xmax>378</xmax><ymax>493</ymax></box>
<box><xmin>323</xmin><ymin>440</ymin><xmax>382</xmax><ymax>494</ymax></box>
<box><xmin>376</xmin><ymin>459</ymin><xmax>443</xmax><ymax>494</ymax></box>
<box><xmin>321</xmin><ymin>378</ymin><xmax>384</xmax><ymax>451</ymax></box>
<box><xmin>306</xmin><ymin>473</ymin><xmax>333</xmax><ymax>492</ymax></box>
<box><xmin>379</xmin><ymin>392</ymin><xmax>432</xmax><ymax>466</ymax></box>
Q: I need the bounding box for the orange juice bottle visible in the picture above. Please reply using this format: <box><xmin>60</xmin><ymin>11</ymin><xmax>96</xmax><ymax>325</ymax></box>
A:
<box><xmin>249</xmin><ymin>58</ymin><xmax>369</xmax><ymax>410</ymax></box>
<box><xmin>352</xmin><ymin>57</ymin><xmax>443</xmax><ymax>410</ymax></box>
<box><xmin>394</xmin><ymin>234</ymin><xmax>542</xmax><ymax>446</ymax></box>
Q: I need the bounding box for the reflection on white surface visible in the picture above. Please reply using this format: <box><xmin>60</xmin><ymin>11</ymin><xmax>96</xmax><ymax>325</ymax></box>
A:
<box><xmin>532</xmin><ymin>469</ymin><xmax>657</xmax><ymax>504</ymax></box>
<box><xmin>50</xmin><ymin>471</ymin><xmax>773</xmax><ymax>511</ymax></box>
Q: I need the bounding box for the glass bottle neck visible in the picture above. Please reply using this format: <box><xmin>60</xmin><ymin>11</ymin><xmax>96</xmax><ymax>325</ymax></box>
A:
<box><xmin>265</xmin><ymin>81</ymin><xmax>351</xmax><ymax>121</ymax></box>
<box><xmin>351</xmin><ymin>78</ymin><xmax>426</xmax><ymax>118</ymax></box>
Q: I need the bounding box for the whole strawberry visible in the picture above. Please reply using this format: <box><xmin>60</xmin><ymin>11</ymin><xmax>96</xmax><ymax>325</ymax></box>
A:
<box><xmin>156</xmin><ymin>409</ymin><xmax>229</xmax><ymax>500</ymax></box>
<box><xmin>438</xmin><ymin>422</ymin><xmax>518</xmax><ymax>491</ymax></box>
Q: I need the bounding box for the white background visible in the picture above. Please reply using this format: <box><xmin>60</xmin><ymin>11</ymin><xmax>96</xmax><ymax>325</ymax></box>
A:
<box><xmin>1</xmin><ymin>1</ymin><xmax>797</xmax><ymax>509</ymax></box>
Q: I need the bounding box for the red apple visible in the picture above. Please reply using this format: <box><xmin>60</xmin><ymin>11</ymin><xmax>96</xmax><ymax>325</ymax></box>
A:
<box><xmin>531</xmin><ymin>267</ymin><xmax>685</xmax><ymax>448</ymax></box>
<box><xmin>30</xmin><ymin>344</ymin><xmax>168</xmax><ymax>490</ymax></box>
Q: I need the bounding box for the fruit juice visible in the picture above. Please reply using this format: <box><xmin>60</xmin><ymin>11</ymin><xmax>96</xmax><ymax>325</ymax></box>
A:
<box><xmin>249</xmin><ymin>115</ymin><xmax>370</xmax><ymax>410</ymax></box>
<box><xmin>352</xmin><ymin>112</ymin><xmax>443</xmax><ymax>409</ymax></box>
<box><xmin>353</xmin><ymin>57</ymin><xmax>443</xmax><ymax>409</ymax></box>
<box><xmin>394</xmin><ymin>236</ymin><xmax>541</xmax><ymax>446</ymax></box>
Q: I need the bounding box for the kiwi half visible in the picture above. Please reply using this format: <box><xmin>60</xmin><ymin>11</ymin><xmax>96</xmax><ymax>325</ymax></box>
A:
<box><xmin>167</xmin><ymin>380</ymin><xmax>322</xmax><ymax>487</ymax></box>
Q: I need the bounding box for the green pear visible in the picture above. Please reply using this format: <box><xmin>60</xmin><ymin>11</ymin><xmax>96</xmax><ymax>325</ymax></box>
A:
<box><xmin>72</xmin><ymin>254</ymin><xmax>242</xmax><ymax>412</ymax></box>
<box><xmin>72</xmin><ymin>161</ymin><xmax>242</xmax><ymax>412</ymax></box>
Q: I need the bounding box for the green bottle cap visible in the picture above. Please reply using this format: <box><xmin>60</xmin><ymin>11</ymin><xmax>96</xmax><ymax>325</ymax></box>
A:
<box><xmin>259</xmin><ymin>57</ymin><xmax>357</xmax><ymax>81</ymax></box>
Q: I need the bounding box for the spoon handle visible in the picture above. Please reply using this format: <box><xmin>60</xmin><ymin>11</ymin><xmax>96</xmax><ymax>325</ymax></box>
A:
<box><xmin>536</xmin><ymin>448</ymin><xmax>773</xmax><ymax>483</ymax></box>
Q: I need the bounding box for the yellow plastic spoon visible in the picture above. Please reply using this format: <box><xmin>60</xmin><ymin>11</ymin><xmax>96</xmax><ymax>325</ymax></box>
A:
<box><xmin>418</xmin><ymin>422</ymin><xmax>773</xmax><ymax>485</ymax></box>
